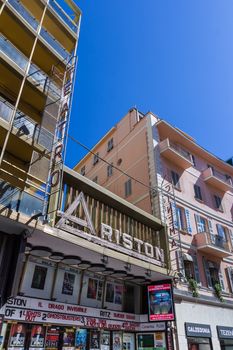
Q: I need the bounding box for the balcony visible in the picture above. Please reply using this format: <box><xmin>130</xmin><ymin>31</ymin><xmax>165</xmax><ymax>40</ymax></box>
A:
<box><xmin>48</xmin><ymin>0</ymin><xmax>79</xmax><ymax>34</ymax></box>
<box><xmin>0</xmin><ymin>97</ymin><xmax>53</xmax><ymax>151</ymax></box>
<box><xmin>159</xmin><ymin>138</ymin><xmax>193</xmax><ymax>169</ymax></box>
<box><xmin>195</xmin><ymin>231</ymin><xmax>232</xmax><ymax>258</ymax></box>
<box><xmin>0</xmin><ymin>35</ymin><xmax>61</xmax><ymax>101</ymax></box>
<box><xmin>7</xmin><ymin>0</ymin><xmax>70</xmax><ymax>61</ymax></box>
<box><xmin>202</xmin><ymin>167</ymin><xmax>233</xmax><ymax>192</ymax></box>
<box><xmin>0</xmin><ymin>178</ymin><xmax>43</xmax><ymax>217</ymax></box>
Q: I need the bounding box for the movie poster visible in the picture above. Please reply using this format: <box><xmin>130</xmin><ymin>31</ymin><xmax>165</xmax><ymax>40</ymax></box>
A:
<box><xmin>114</xmin><ymin>285</ymin><xmax>123</xmax><ymax>305</ymax></box>
<box><xmin>87</xmin><ymin>279</ymin><xmax>97</xmax><ymax>299</ymax></box>
<box><xmin>8</xmin><ymin>323</ymin><xmax>26</xmax><ymax>350</ymax></box>
<box><xmin>62</xmin><ymin>272</ymin><xmax>75</xmax><ymax>296</ymax></box>
<box><xmin>148</xmin><ymin>282</ymin><xmax>175</xmax><ymax>322</ymax></box>
<box><xmin>123</xmin><ymin>334</ymin><xmax>134</xmax><ymax>350</ymax></box>
<box><xmin>100</xmin><ymin>332</ymin><xmax>110</xmax><ymax>350</ymax></box>
<box><xmin>112</xmin><ymin>333</ymin><xmax>122</xmax><ymax>350</ymax></box>
<box><xmin>29</xmin><ymin>325</ymin><xmax>45</xmax><ymax>350</ymax></box>
<box><xmin>62</xmin><ymin>328</ymin><xmax>75</xmax><ymax>350</ymax></box>
<box><xmin>90</xmin><ymin>331</ymin><xmax>100</xmax><ymax>350</ymax></box>
<box><xmin>31</xmin><ymin>266</ymin><xmax>47</xmax><ymax>290</ymax></box>
<box><xmin>45</xmin><ymin>326</ymin><xmax>60</xmax><ymax>349</ymax></box>
<box><xmin>105</xmin><ymin>283</ymin><xmax>114</xmax><ymax>303</ymax></box>
<box><xmin>75</xmin><ymin>329</ymin><xmax>87</xmax><ymax>350</ymax></box>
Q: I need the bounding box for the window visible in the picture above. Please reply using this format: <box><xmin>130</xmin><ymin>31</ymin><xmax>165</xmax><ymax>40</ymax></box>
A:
<box><xmin>107</xmin><ymin>163</ymin><xmax>113</xmax><ymax>177</ymax></box>
<box><xmin>92</xmin><ymin>176</ymin><xmax>98</xmax><ymax>183</ymax></box>
<box><xmin>216</xmin><ymin>224</ymin><xmax>227</xmax><ymax>241</ymax></box>
<box><xmin>107</xmin><ymin>138</ymin><xmax>114</xmax><ymax>152</ymax></box>
<box><xmin>214</xmin><ymin>195</ymin><xmax>223</xmax><ymax>211</ymax></box>
<box><xmin>195</xmin><ymin>214</ymin><xmax>208</xmax><ymax>233</ymax></box>
<box><xmin>80</xmin><ymin>166</ymin><xmax>85</xmax><ymax>176</ymax></box>
<box><xmin>125</xmin><ymin>179</ymin><xmax>132</xmax><ymax>197</ymax></box>
<box><xmin>191</xmin><ymin>155</ymin><xmax>196</xmax><ymax>167</ymax></box>
<box><xmin>177</xmin><ymin>207</ymin><xmax>187</xmax><ymax>232</ymax></box>
<box><xmin>93</xmin><ymin>153</ymin><xmax>99</xmax><ymax>165</ymax></box>
<box><xmin>31</xmin><ymin>266</ymin><xmax>47</xmax><ymax>290</ymax></box>
<box><xmin>184</xmin><ymin>260</ymin><xmax>194</xmax><ymax>280</ymax></box>
<box><xmin>171</xmin><ymin>170</ymin><xmax>180</xmax><ymax>190</ymax></box>
<box><xmin>194</xmin><ymin>184</ymin><xmax>202</xmax><ymax>201</ymax></box>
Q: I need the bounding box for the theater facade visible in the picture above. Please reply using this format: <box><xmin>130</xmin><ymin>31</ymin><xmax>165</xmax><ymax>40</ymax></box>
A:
<box><xmin>0</xmin><ymin>168</ymin><xmax>173</xmax><ymax>350</ymax></box>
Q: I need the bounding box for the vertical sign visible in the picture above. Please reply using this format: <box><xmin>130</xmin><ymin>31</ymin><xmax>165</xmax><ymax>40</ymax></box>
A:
<box><xmin>46</xmin><ymin>57</ymin><xmax>77</xmax><ymax>224</ymax></box>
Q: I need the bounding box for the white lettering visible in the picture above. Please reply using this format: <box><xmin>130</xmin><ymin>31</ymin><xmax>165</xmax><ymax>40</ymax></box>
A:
<box><xmin>145</xmin><ymin>243</ymin><xmax>154</xmax><ymax>258</ymax></box>
<box><xmin>134</xmin><ymin>238</ymin><xmax>143</xmax><ymax>254</ymax></box>
<box><xmin>101</xmin><ymin>223</ymin><xmax>112</xmax><ymax>242</ymax></box>
<box><xmin>122</xmin><ymin>233</ymin><xmax>133</xmax><ymax>250</ymax></box>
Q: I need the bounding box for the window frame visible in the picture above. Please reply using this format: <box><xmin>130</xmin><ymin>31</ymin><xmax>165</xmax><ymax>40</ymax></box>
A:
<box><xmin>107</xmin><ymin>163</ymin><xmax>113</xmax><ymax>177</ymax></box>
<box><xmin>171</xmin><ymin>170</ymin><xmax>181</xmax><ymax>190</ymax></box>
<box><xmin>93</xmin><ymin>153</ymin><xmax>99</xmax><ymax>165</ymax></box>
<box><xmin>124</xmin><ymin>179</ymin><xmax>132</xmax><ymax>197</ymax></box>
<box><xmin>107</xmin><ymin>138</ymin><xmax>114</xmax><ymax>152</ymax></box>
<box><xmin>214</xmin><ymin>194</ymin><xmax>223</xmax><ymax>212</ymax></box>
<box><xmin>176</xmin><ymin>206</ymin><xmax>187</xmax><ymax>232</ymax></box>
<box><xmin>194</xmin><ymin>184</ymin><xmax>203</xmax><ymax>201</ymax></box>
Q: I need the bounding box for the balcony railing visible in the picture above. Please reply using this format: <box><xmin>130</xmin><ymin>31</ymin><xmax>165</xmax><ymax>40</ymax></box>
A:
<box><xmin>0</xmin><ymin>35</ymin><xmax>61</xmax><ymax>100</ymax></box>
<box><xmin>159</xmin><ymin>138</ymin><xmax>193</xmax><ymax>169</ymax></box>
<box><xmin>8</xmin><ymin>0</ymin><xmax>70</xmax><ymax>61</ymax></box>
<box><xmin>0</xmin><ymin>179</ymin><xmax>43</xmax><ymax>217</ymax></box>
<box><xmin>202</xmin><ymin>167</ymin><xmax>233</xmax><ymax>192</ymax></box>
<box><xmin>0</xmin><ymin>97</ymin><xmax>53</xmax><ymax>151</ymax></box>
<box><xmin>0</xmin><ymin>35</ymin><xmax>28</xmax><ymax>71</ymax></box>
<box><xmin>40</xmin><ymin>28</ymin><xmax>70</xmax><ymax>61</ymax></box>
<box><xmin>8</xmin><ymin>0</ymin><xmax>38</xmax><ymax>30</ymax></box>
<box><xmin>195</xmin><ymin>231</ymin><xmax>231</xmax><ymax>258</ymax></box>
<box><xmin>49</xmin><ymin>0</ymin><xmax>78</xmax><ymax>33</ymax></box>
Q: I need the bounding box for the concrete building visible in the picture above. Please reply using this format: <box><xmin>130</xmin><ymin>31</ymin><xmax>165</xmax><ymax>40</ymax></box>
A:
<box><xmin>0</xmin><ymin>4</ymin><xmax>174</xmax><ymax>350</ymax></box>
<box><xmin>74</xmin><ymin>108</ymin><xmax>233</xmax><ymax>350</ymax></box>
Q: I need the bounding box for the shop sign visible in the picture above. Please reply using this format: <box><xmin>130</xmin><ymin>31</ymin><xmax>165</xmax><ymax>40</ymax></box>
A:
<box><xmin>2</xmin><ymin>297</ymin><xmax>165</xmax><ymax>332</ymax></box>
<box><xmin>185</xmin><ymin>323</ymin><xmax>211</xmax><ymax>338</ymax></box>
<box><xmin>147</xmin><ymin>282</ymin><xmax>175</xmax><ymax>322</ymax></box>
<box><xmin>217</xmin><ymin>326</ymin><xmax>233</xmax><ymax>339</ymax></box>
<box><xmin>56</xmin><ymin>192</ymin><xmax>164</xmax><ymax>266</ymax></box>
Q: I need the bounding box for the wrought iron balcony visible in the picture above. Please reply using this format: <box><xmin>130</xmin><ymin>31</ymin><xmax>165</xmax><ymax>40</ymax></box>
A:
<box><xmin>159</xmin><ymin>138</ymin><xmax>193</xmax><ymax>169</ymax></box>
<box><xmin>195</xmin><ymin>231</ymin><xmax>232</xmax><ymax>258</ymax></box>
<box><xmin>0</xmin><ymin>97</ymin><xmax>53</xmax><ymax>151</ymax></box>
<box><xmin>202</xmin><ymin>167</ymin><xmax>233</xmax><ymax>192</ymax></box>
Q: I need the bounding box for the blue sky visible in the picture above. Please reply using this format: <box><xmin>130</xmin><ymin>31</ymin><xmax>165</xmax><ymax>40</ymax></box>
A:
<box><xmin>66</xmin><ymin>0</ymin><xmax>233</xmax><ymax>168</ymax></box>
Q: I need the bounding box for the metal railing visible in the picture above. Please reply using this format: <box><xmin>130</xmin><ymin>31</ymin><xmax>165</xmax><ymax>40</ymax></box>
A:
<box><xmin>8</xmin><ymin>0</ymin><xmax>38</xmax><ymax>30</ymax></box>
<box><xmin>0</xmin><ymin>179</ymin><xmax>43</xmax><ymax>217</ymax></box>
<box><xmin>196</xmin><ymin>231</ymin><xmax>230</xmax><ymax>252</ymax></box>
<box><xmin>203</xmin><ymin>167</ymin><xmax>232</xmax><ymax>187</ymax></box>
<box><xmin>0</xmin><ymin>98</ymin><xmax>53</xmax><ymax>151</ymax></box>
<box><xmin>0</xmin><ymin>35</ymin><xmax>28</xmax><ymax>71</ymax></box>
<box><xmin>8</xmin><ymin>0</ymin><xmax>70</xmax><ymax>60</ymax></box>
<box><xmin>169</xmin><ymin>140</ymin><xmax>192</xmax><ymax>161</ymax></box>
<box><xmin>48</xmin><ymin>0</ymin><xmax>78</xmax><ymax>33</ymax></box>
<box><xmin>40</xmin><ymin>28</ymin><xmax>70</xmax><ymax>61</ymax></box>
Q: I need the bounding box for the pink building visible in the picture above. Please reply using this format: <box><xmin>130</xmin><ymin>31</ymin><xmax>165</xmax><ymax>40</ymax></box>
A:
<box><xmin>74</xmin><ymin>108</ymin><xmax>233</xmax><ymax>350</ymax></box>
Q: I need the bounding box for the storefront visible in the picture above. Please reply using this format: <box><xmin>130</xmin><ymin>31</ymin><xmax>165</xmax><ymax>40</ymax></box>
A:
<box><xmin>0</xmin><ymin>297</ymin><xmax>170</xmax><ymax>350</ymax></box>
<box><xmin>217</xmin><ymin>326</ymin><xmax>233</xmax><ymax>350</ymax></box>
<box><xmin>185</xmin><ymin>323</ymin><xmax>213</xmax><ymax>350</ymax></box>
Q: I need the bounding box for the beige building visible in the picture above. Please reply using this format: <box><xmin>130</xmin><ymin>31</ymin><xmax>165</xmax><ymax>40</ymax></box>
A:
<box><xmin>74</xmin><ymin>108</ymin><xmax>233</xmax><ymax>350</ymax></box>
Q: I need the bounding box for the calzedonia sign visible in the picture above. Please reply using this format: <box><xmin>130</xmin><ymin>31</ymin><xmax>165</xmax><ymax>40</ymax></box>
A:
<box><xmin>185</xmin><ymin>323</ymin><xmax>212</xmax><ymax>338</ymax></box>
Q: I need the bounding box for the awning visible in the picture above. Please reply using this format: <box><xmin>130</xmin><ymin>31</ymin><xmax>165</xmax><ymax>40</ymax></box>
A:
<box><xmin>183</xmin><ymin>253</ymin><xmax>193</xmax><ymax>262</ymax></box>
